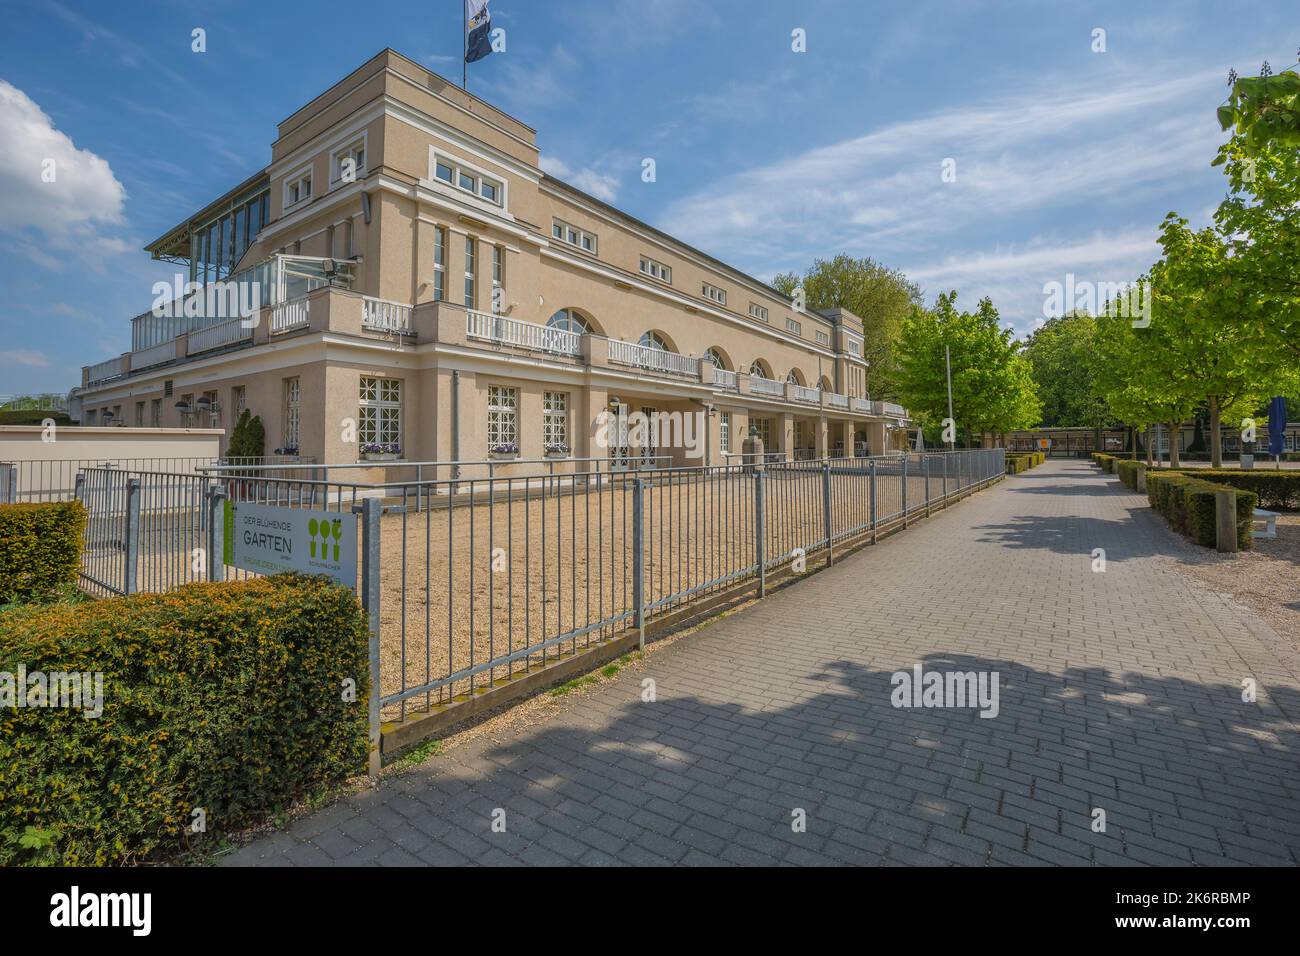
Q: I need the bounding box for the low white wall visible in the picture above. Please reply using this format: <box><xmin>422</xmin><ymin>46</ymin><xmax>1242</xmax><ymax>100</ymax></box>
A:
<box><xmin>0</xmin><ymin>427</ymin><xmax>224</xmax><ymax>500</ymax></box>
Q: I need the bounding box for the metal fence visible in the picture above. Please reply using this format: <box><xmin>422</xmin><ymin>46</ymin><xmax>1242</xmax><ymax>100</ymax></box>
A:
<box><xmin>0</xmin><ymin>455</ymin><xmax>315</xmax><ymax>503</ymax></box>
<box><xmin>71</xmin><ymin>449</ymin><xmax>1004</xmax><ymax>757</ymax></box>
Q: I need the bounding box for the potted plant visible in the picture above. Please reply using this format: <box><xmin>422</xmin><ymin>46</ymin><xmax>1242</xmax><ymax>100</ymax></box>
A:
<box><xmin>544</xmin><ymin>442</ymin><xmax>569</xmax><ymax>458</ymax></box>
<box><xmin>273</xmin><ymin>444</ymin><xmax>299</xmax><ymax>458</ymax></box>
<box><xmin>360</xmin><ymin>442</ymin><xmax>402</xmax><ymax>462</ymax></box>
<box><xmin>490</xmin><ymin>442</ymin><xmax>519</xmax><ymax>459</ymax></box>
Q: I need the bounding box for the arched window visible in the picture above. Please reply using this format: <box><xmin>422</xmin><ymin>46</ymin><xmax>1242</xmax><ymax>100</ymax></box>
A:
<box><xmin>704</xmin><ymin>348</ymin><xmax>728</xmax><ymax>370</ymax></box>
<box><xmin>785</xmin><ymin>370</ymin><xmax>802</xmax><ymax>386</ymax></box>
<box><xmin>547</xmin><ymin>308</ymin><xmax>590</xmax><ymax>334</ymax></box>
<box><xmin>639</xmin><ymin>330</ymin><xmax>671</xmax><ymax>351</ymax></box>
<box><xmin>749</xmin><ymin>360</ymin><xmax>769</xmax><ymax>378</ymax></box>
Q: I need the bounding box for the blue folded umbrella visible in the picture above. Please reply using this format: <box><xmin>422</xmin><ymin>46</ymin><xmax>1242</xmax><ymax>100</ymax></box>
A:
<box><xmin>1267</xmin><ymin>396</ymin><xmax>1287</xmax><ymax>458</ymax></box>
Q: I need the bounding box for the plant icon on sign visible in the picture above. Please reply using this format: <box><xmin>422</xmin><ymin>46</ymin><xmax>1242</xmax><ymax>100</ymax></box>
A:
<box><xmin>308</xmin><ymin>518</ymin><xmax>319</xmax><ymax>558</ymax></box>
<box><xmin>330</xmin><ymin>520</ymin><xmax>342</xmax><ymax>561</ymax></box>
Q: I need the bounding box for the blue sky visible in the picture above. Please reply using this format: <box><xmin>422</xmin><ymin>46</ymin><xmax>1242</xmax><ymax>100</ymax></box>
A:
<box><xmin>0</xmin><ymin>0</ymin><xmax>1295</xmax><ymax>396</ymax></box>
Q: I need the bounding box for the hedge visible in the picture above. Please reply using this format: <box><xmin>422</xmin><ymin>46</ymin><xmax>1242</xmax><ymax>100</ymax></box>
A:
<box><xmin>1006</xmin><ymin>451</ymin><xmax>1045</xmax><ymax>474</ymax></box>
<box><xmin>1146</xmin><ymin>472</ymin><xmax>1255</xmax><ymax>551</ymax></box>
<box><xmin>0</xmin><ymin>501</ymin><xmax>86</xmax><ymax>604</ymax></box>
<box><xmin>1092</xmin><ymin>453</ymin><xmax>1117</xmax><ymax>473</ymax></box>
<box><xmin>0</xmin><ymin>573</ymin><xmax>369</xmax><ymax>865</ymax></box>
<box><xmin>1165</xmin><ymin>469</ymin><xmax>1300</xmax><ymax>512</ymax></box>
<box><xmin>1115</xmin><ymin>459</ymin><xmax>1145</xmax><ymax>489</ymax></box>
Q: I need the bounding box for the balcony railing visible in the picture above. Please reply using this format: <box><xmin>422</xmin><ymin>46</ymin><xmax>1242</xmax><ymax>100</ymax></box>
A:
<box><xmin>827</xmin><ymin>392</ymin><xmax>849</xmax><ymax>410</ymax></box>
<box><xmin>749</xmin><ymin>377</ymin><xmax>784</xmax><ymax>397</ymax></box>
<box><xmin>792</xmin><ymin>384</ymin><xmax>821</xmax><ymax>404</ymax></box>
<box><xmin>608</xmin><ymin>341</ymin><xmax>699</xmax><ymax>377</ymax></box>
<box><xmin>189</xmin><ymin>318</ymin><xmax>253</xmax><ymax>355</ymax></box>
<box><xmin>712</xmin><ymin>368</ymin><xmax>738</xmax><ymax>389</ymax></box>
<box><xmin>882</xmin><ymin>401</ymin><xmax>906</xmax><ymax>417</ymax></box>
<box><xmin>130</xmin><ymin>341</ymin><xmax>176</xmax><ymax>371</ymax></box>
<box><xmin>271</xmin><ymin>298</ymin><xmax>310</xmax><ymax>334</ymax></box>
<box><xmin>851</xmin><ymin>397</ymin><xmax>874</xmax><ymax>414</ymax></box>
<box><xmin>466</xmin><ymin>310</ymin><xmax>582</xmax><ymax>356</ymax></box>
<box><xmin>363</xmin><ymin>297</ymin><xmax>414</xmax><ymax>335</ymax></box>
<box><xmin>87</xmin><ymin>358</ymin><xmax>123</xmax><ymax>385</ymax></box>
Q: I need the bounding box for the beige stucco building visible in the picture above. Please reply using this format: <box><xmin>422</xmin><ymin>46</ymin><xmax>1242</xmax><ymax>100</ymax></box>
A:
<box><xmin>75</xmin><ymin>50</ymin><xmax>908</xmax><ymax>474</ymax></box>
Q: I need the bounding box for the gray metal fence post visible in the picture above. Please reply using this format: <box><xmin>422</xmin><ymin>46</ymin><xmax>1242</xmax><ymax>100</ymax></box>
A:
<box><xmin>822</xmin><ymin>462</ymin><xmax>833</xmax><ymax>567</ymax></box>
<box><xmin>0</xmin><ymin>463</ymin><xmax>16</xmax><ymax>503</ymax></box>
<box><xmin>123</xmin><ymin>477</ymin><xmax>141</xmax><ymax>595</ymax></box>
<box><xmin>924</xmin><ymin>456</ymin><xmax>931</xmax><ymax>516</ymax></box>
<box><xmin>755</xmin><ymin>470</ymin><xmax>766</xmax><ymax>597</ymax></box>
<box><xmin>902</xmin><ymin>455</ymin><xmax>909</xmax><ymax>528</ymax></box>
<box><xmin>358</xmin><ymin>497</ymin><xmax>383</xmax><ymax>777</ymax></box>
<box><xmin>206</xmin><ymin>483</ymin><xmax>226</xmax><ymax>583</ymax></box>
<box><xmin>74</xmin><ymin>471</ymin><xmax>85</xmax><ymax>503</ymax></box>
<box><xmin>632</xmin><ymin>478</ymin><xmax>646</xmax><ymax>650</ymax></box>
<box><xmin>869</xmin><ymin>459</ymin><xmax>878</xmax><ymax>544</ymax></box>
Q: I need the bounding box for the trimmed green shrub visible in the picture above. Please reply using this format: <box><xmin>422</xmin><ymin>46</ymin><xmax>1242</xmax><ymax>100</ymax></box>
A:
<box><xmin>1166</xmin><ymin>469</ymin><xmax>1300</xmax><ymax>512</ymax></box>
<box><xmin>1114</xmin><ymin>459</ymin><xmax>1146</xmax><ymax>490</ymax></box>
<box><xmin>0</xmin><ymin>573</ymin><xmax>369</xmax><ymax>865</ymax></box>
<box><xmin>0</xmin><ymin>501</ymin><xmax>85</xmax><ymax>604</ymax></box>
<box><xmin>1093</xmin><ymin>453</ymin><xmax>1116</xmax><ymax>473</ymax></box>
<box><xmin>1005</xmin><ymin>452</ymin><xmax>1045</xmax><ymax>474</ymax></box>
<box><xmin>1146</xmin><ymin>471</ymin><xmax>1254</xmax><ymax>550</ymax></box>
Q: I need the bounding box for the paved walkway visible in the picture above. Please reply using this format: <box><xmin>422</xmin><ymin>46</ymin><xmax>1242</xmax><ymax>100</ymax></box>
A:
<box><xmin>226</xmin><ymin>459</ymin><xmax>1300</xmax><ymax>866</ymax></box>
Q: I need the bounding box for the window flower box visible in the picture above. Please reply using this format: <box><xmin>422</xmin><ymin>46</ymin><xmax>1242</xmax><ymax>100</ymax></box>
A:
<box><xmin>490</xmin><ymin>443</ymin><xmax>519</xmax><ymax>459</ymax></box>
<box><xmin>360</xmin><ymin>442</ymin><xmax>402</xmax><ymax>462</ymax></box>
<box><xmin>544</xmin><ymin>444</ymin><xmax>570</xmax><ymax>458</ymax></box>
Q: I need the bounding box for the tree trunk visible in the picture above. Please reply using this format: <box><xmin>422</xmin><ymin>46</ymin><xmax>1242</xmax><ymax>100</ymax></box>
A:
<box><xmin>1145</xmin><ymin>426</ymin><xmax>1153</xmax><ymax>467</ymax></box>
<box><xmin>1168</xmin><ymin>422</ymin><xmax>1181</xmax><ymax>468</ymax></box>
<box><xmin>1209</xmin><ymin>397</ymin><xmax>1221</xmax><ymax>469</ymax></box>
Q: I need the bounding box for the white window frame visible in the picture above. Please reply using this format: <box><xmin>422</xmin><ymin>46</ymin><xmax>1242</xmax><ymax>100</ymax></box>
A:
<box><xmin>283</xmin><ymin>378</ymin><xmax>301</xmax><ymax>449</ymax></box>
<box><xmin>433</xmin><ymin>226</ymin><xmax>447</xmax><ymax>302</ymax></box>
<box><xmin>719</xmin><ymin>411</ymin><xmax>731</xmax><ymax>453</ymax></box>
<box><xmin>702</xmin><ymin>282</ymin><xmax>727</xmax><ymax>306</ymax></box>
<box><xmin>543</xmin><ymin>391</ymin><xmax>569</xmax><ymax>452</ymax></box>
<box><xmin>749</xmin><ymin>302</ymin><xmax>769</xmax><ymax>323</ymax></box>
<box><xmin>428</xmin><ymin>149</ymin><xmax>506</xmax><ymax>208</ymax></box>
<box><xmin>283</xmin><ymin>164</ymin><xmax>313</xmax><ymax>210</ymax></box>
<box><xmin>328</xmin><ymin>134</ymin><xmax>368</xmax><ymax>187</ymax></box>
<box><xmin>464</xmin><ymin>235</ymin><xmax>477</xmax><ymax>308</ymax></box>
<box><xmin>552</xmin><ymin>218</ymin><xmax>598</xmax><ymax>254</ymax></box>
<box><xmin>639</xmin><ymin>255</ymin><xmax>672</xmax><ymax>284</ymax></box>
<box><xmin>786</xmin><ymin>317</ymin><xmax>802</xmax><ymax>335</ymax></box>
<box><xmin>359</xmin><ymin>376</ymin><xmax>402</xmax><ymax>449</ymax></box>
<box><xmin>487</xmin><ymin>385</ymin><xmax>518</xmax><ymax>452</ymax></box>
<box><xmin>816</xmin><ymin>329</ymin><xmax>830</xmax><ymax>346</ymax></box>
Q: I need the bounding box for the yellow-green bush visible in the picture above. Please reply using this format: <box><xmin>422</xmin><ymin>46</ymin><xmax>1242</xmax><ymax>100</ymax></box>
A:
<box><xmin>0</xmin><ymin>501</ymin><xmax>85</xmax><ymax>604</ymax></box>
<box><xmin>1166</xmin><ymin>469</ymin><xmax>1300</xmax><ymax>512</ymax></box>
<box><xmin>1115</xmin><ymin>459</ymin><xmax>1146</xmax><ymax>489</ymax></box>
<box><xmin>0</xmin><ymin>573</ymin><xmax>368</xmax><ymax>865</ymax></box>
<box><xmin>1006</xmin><ymin>452</ymin><xmax>1046</xmax><ymax>474</ymax></box>
<box><xmin>1146</xmin><ymin>472</ymin><xmax>1254</xmax><ymax>550</ymax></box>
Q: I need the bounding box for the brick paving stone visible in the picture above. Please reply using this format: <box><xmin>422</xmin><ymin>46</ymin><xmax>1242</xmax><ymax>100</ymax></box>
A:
<box><xmin>227</xmin><ymin>461</ymin><xmax>1300</xmax><ymax>867</ymax></box>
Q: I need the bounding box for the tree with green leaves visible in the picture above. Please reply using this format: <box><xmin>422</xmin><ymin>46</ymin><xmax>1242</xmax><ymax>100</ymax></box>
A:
<box><xmin>1022</xmin><ymin>312</ymin><xmax>1113</xmax><ymax>429</ymax></box>
<box><xmin>1217</xmin><ymin>60</ymin><xmax>1300</xmax><ymax>154</ymax></box>
<box><xmin>771</xmin><ymin>254</ymin><xmax>922</xmax><ymax>399</ymax></box>
<box><xmin>895</xmin><ymin>291</ymin><xmax>1040</xmax><ymax>446</ymax></box>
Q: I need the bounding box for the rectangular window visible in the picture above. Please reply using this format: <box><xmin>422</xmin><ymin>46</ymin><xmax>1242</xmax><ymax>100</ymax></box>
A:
<box><xmin>331</xmin><ymin>140</ymin><xmax>366</xmax><ymax>183</ymax></box>
<box><xmin>719</xmin><ymin>412</ymin><xmax>730</xmax><ymax>453</ymax></box>
<box><xmin>359</xmin><ymin>376</ymin><xmax>402</xmax><ymax>450</ymax></box>
<box><xmin>846</xmin><ymin>339</ymin><xmax>862</xmax><ymax>356</ymax></box>
<box><xmin>639</xmin><ymin>255</ymin><xmax>672</xmax><ymax>284</ymax></box>
<box><xmin>816</xmin><ymin>330</ymin><xmax>830</xmax><ymax>346</ymax></box>
<box><xmin>702</xmin><ymin>283</ymin><xmax>727</xmax><ymax>305</ymax></box>
<box><xmin>749</xmin><ymin>303</ymin><xmax>769</xmax><ymax>323</ymax></box>
<box><xmin>433</xmin><ymin>226</ymin><xmax>447</xmax><ymax>302</ymax></box>
<box><xmin>232</xmin><ymin>386</ymin><xmax>246</xmax><ymax>417</ymax></box>
<box><xmin>285</xmin><ymin>169</ymin><xmax>312</xmax><ymax>208</ymax></box>
<box><xmin>432</xmin><ymin>153</ymin><xmax>503</xmax><ymax>206</ymax></box>
<box><xmin>552</xmin><ymin>218</ymin><xmax>598</xmax><ymax>254</ymax></box>
<box><xmin>492</xmin><ymin>244</ymin><xmax>504</xmax><ymax>294</ymax></box>
<box><xmin>150</xmin><ymin>400</ymin><xmax>161</xmax><ymax>427</ymax></box>
<box><xmin>543</xmin><ymin>391</ymin><xmax>568</xmax><ymax>452</ymax></box>
<box><xmin>464</xmin><ymin>236</ymin><xmax>477</xmax><ymax>308</ymax></box>
<box><xmin>752</xmin><ymin>417</ymin><xmax>772</xmax><ymax>449</ymax></box>
<box><xmin>487</xmin><ymin>385</ymin><xmax>518</xmax><ymax>452</ymax></box>
<box><xmin>283</xmin><ymin>377</ymin><xmax>301</xmax><ymax>450</ymax></box>
<box><xmin>786</xmin><ymin>317</ymin><xmax>802</xmax><ymax>335</ymax></box>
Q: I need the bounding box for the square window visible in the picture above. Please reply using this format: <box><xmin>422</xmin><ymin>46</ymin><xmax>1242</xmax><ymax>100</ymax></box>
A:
<box><xmin>436</xmin><ymin>162</ymin><xmax>454</xmax><ymax>182</ymax></box>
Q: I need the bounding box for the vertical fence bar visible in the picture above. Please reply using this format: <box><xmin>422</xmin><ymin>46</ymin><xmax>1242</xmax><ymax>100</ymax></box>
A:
<box><xmin>206</xmin><ymin>483</ymin><xmax>226</xmax><ymax>583</ymax></box>
<box><xmin>0</xmin><ymin>463</ymin><xmax>15</xmax><ymax>503</ymax></box>
<box><xmin>632</xmin><ymin>477</ymin><xmax>646</xmax><ymax>651</ymax></box>
<box><xmin>755</xmin><ymin>469</ymin><xmax>766</xmax><ymax>597</ymax></box>
<box><xmin>123</xmin><ymin>477</ymin><xmax>141</xmax><ymax>595</ymax></box>
<box><xmin>901</xmin><ymin>455</ymin><xmax>909</xmax><ymax>528</ymax></box>
<box><xmin>821</xmin><ymin>462</ymin><xmax>833</xmax><ymax>567</ymax></box>
<box><xmin>358</xmin><ymin>497</ymin><xmax>382</xmax><ymax>776</ymax></box>
<box><xmin>869</xmin><ymin>459</ymin><xmax>878</xmax><ymax>544</ymax></box>
<box><xmin>924</xmin><ymin>456</ymin><xmax>931</xmax><ymax>516</ymax></box>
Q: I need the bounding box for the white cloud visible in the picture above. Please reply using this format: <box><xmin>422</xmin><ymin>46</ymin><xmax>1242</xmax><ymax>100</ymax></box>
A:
<box><xmin>0</xmin><ymin>349</ymin><xmax>52</xmax><ymax>368</ymax></box>
<box><xmin>540</xmin><ymin>155</ymin><xmax>621</xmax><ymax>203</ymax></box>
<box><xmin>0</xmin><ymin>80</ymin><xmax>128</xmax><ymax>265</ymax></box>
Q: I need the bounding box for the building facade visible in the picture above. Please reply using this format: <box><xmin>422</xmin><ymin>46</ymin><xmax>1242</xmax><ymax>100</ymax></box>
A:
<box><xmin>75</xmin><ymin>50</ymin><xmax>909</xmax><ymax>472</ymax></box>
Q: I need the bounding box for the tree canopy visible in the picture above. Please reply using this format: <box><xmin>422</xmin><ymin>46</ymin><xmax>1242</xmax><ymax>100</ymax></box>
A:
<box><xmin>1022</xmin><ymin>312</ymin><xmax>1112</xmax><ymax>430</ymax></box>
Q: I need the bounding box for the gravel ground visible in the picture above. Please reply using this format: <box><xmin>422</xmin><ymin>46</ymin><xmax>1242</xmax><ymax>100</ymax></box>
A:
<box><xmin>1161</xmin><ymin>512</ymin><xmax>1300</xmax><ymax>652</ymax></box>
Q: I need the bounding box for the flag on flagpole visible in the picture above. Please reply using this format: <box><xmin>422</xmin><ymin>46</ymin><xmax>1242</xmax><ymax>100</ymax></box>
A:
<box><xmin>466</xmin><ymin>0</ymin><xmax>493</xmax><ymax>64</ymax></box>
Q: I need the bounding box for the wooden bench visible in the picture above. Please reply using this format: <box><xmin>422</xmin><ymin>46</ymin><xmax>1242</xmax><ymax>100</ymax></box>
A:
<box><xmin>1252</xmin><ymin>508</ymin><xmax>1279</xmax><ymax>540</ymax></box>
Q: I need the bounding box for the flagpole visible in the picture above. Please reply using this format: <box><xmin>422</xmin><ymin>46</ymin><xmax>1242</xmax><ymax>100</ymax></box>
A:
<box><xmin>462</xmin><ymin>0</ymin><xmax>468</xmax><ymax>90</ymax></box>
